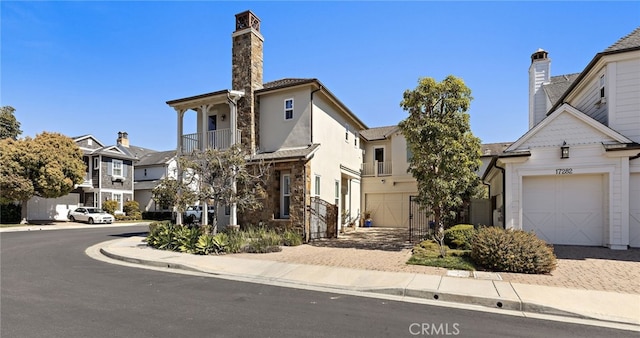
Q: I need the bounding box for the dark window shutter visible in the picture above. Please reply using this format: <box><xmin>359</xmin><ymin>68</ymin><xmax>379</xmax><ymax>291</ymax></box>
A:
<box><xmin>107</xmin><ymin>161</ymin><xmax>113</xmax><ymax>176</ymax></box>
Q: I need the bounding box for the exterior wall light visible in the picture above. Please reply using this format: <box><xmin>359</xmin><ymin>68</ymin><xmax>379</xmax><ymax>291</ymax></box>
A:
<box><xmin>561</xmin><ymin>141</ymin><xmax>569</xmax><ymax>159</ymax></box>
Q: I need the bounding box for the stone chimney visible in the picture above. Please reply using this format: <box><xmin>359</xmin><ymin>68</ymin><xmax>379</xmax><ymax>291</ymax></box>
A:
<box><xmin>529</xmin><ymin>49</ymin><xmax>551</xmax><ymax>129</ymax></box>
<box><xmin>117</xmin><ymin>131</ymin><xmax>129</xmax><ymax>147</ymax></box>
<box><xmin>232</xmin><ymin>10</ymin><xmax>263</xmax><ymax>154</ymax></box>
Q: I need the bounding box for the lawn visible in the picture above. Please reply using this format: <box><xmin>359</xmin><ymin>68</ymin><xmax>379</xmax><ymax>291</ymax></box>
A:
<box><xmin>407</xmin><ymin>240</ymin><xmax>476</xmax><ymax>271</ymax></box>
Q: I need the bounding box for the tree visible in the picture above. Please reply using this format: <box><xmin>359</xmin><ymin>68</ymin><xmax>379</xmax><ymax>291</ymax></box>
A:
<box><xmin>0</xmin><ymin>132</ymin><xmax>85</xmax><ymax>222</ymax></box>
<box><xmin>398</xmin><ymin>75</ymin><xmax>482</xmax><ymax>229</ymax></box>
<box><xmin>0</xmin><ymin>106</ymin><xmax>22</xmax><ymax>140</ymax></box>
<box><xmin>152</xmin><ymin>177</ymin><xmax>196</xmax><ymax>216</ymax></box>
<box><xmin>181</xmin><ymin>144</ymin><xmax>270</xmax><ymax>234</ymax></box>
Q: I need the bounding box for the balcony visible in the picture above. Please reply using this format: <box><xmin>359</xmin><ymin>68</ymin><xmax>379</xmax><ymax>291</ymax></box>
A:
<box><xmin>362</xmin><ymin>161</ymin><xmax>392</xmax><ymax>177</ymax></box>
<box><xmin>78</xmin><ymin>173</ymin><xmax>92</xmax><ymax>187</ymax></box>
<box><xmin>181</xmin><ymin>129</ymin><xmax>241</xmax><ymax>153</ymax></box>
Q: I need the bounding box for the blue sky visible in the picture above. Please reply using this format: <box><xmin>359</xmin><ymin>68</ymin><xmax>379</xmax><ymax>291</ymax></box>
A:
<box><xmin>2</xmin><ymin>1</ymin><xmax>639</xmax><ymax>151</ymax></box>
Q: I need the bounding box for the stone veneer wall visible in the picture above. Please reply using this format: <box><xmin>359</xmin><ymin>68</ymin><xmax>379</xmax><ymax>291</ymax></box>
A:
<box><xmin>239</xmin><ymin>160</ymin><xmax>311</xmax><ymax>241</ymax></box>
<box><xmin>232</xmin><ymin>28</ymin><xmax>263</xmax><ymax>155</ymax></box>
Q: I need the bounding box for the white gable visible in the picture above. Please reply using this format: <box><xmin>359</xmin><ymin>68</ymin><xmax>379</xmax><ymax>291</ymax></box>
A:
<box><xmin>507</xmin><ymin>104</ymin><xmax>633</xmax><ymax>152</ymax></box>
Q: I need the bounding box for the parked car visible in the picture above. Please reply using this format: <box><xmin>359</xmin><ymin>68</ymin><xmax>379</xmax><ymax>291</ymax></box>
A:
<box><xmin>68</xmin><ymin>207</ymin><xmax>114</xmax><ymax>224</ymax></box>
<box><xmin>184</xmin><ymin>205</ymin><xmax>215</xmax><ymax>223</ymax></box>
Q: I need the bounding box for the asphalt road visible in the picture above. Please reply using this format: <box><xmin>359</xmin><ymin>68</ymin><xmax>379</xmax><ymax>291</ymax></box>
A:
<box><xmin>1</xmin><ymin>226</ymin><xmax>635</xmax><ymax>337</ymax></box>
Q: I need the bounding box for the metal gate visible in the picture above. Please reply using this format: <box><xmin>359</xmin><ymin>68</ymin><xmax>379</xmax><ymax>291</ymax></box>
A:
<box><xmin>409</xmin><ymin>195</ymin><xmax>434</xmax><ymax>243</ymax></box>
<box><xmin>309</xmin><ymin>197</ymin><xmax>338</xmax><ymax>240</ymax></box>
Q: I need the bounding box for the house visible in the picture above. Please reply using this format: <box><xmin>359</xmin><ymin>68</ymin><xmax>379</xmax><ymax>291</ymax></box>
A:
<box><xmin>27</xmin><ymin>132</ymin><xmax>136</xmax><ymax>220</ymax></box>
<box><xmin>167</xmin><ymin>11</ymin><xmax>366</xmax><ymax>239</ymax></box>
<box><xmin>133</xmin><ymin>150</ymin><xmax>178</xmax><ymax>212</ymax></box>
<box><xmin>484</xmin><ymin>27</ymin><xmax>640</xmax><ymax>249</ymax></box>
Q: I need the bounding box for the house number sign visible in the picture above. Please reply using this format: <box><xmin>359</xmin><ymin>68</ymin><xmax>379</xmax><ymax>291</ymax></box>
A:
<box><xmin>555</xmin><ymin>168</ymin><xmax>573</xmax><ymax>175</ymax></box>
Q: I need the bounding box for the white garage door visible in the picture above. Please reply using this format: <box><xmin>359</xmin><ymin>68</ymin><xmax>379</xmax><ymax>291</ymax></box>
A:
<box><xmin>630</xmin><ymin>173</ymin><xmax>640</xmax><ymax>248</ymax></box>
<box><xmin>365</xmin><ymin>193</ymin><xmax>410</xmax><ymax>228</ymax></box>
<box><xmin>523</xmin><ymin>175</ymin><xmax>604</xmax><ymax>246</ymax></box>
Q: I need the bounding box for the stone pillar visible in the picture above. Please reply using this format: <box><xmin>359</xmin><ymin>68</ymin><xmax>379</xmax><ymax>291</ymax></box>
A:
<box><xmin>231</xmin><ymin>11</ymin><xmax>263</xmax><ymax>155</ymax></box>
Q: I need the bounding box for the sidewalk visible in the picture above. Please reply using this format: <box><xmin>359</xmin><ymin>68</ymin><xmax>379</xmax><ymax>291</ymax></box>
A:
<box><xmin>98</xmin><ymin>236</ymin><xmax>640</xmax><ymax>327</ymax></box>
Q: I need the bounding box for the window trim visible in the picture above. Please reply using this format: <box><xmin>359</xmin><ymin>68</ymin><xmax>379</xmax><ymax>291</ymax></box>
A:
<box><xmin>93</xmin><ymin>157</ymin><xmax>99</xmax><ymax>170</ymax></box>
<box><xmin>314</xmin><ymin>175</ymin><xmax>321</xmax><ymax>196</ymax></box>
<box><xmin>280</xmin><ymin>173</ymin><xmax>291</xmax><ymax>218</ymax></box>
<box><xmin>112</xmin><ymin>193</ymin><xmax>123</xmax><ymax>213</ymax></box>
<box><xmin>284</xmin><ymin>98</ymin><xmax>294</xmax><ymax>120</ymax></box>
<box><xmin>112</xmin><ymin>159</ymin><xmax>123</xmax><ymax>177</ymax></box>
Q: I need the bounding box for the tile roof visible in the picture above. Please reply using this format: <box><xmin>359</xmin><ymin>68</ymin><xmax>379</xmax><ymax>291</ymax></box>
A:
<box><xmin>543</xmin><ymin>73</ymin><xmax>580</xmax><ymax>106</ymax></box>
<box><xmin>359</xmin><ymin>125</ymin><xmax>398</xmax><ymax>141</ymax></box>
<box><xmin>604</xmin><ymin>26</ymin><xmax>640</xmax><ymax>52</ymax></box>
<box><xmin>136</xmin><ymin>150</ymin><xmax>176</xmax><ymax>167</ymax></box>
<box><xmin>250</xmin><ymin>144</ymin><xmax>320</xmax><ymax>161</ymax></box>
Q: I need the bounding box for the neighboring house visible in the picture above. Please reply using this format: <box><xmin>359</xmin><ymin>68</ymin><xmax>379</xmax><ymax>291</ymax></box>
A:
<box><xmin>133</xmin><ymin>150</ymin><xmax>177</xmax><ymax>212</ymax></box>
<box><xmin>360</xmin><ymin>126</ymin><xmax>416</xmax><ymax>228</ymax></box>
<box><xmin>167</xmin><ymin>11</ymin><xmax>366</xmax><ymax>239</ymax></box>
<box><xmin>27</xmin><ymin>132</ymin><xmax>136</xmax><ymax>221</ymax></box>
<box><xmin>484</xmin><ymin>27</ymin><xmax>640</xmax><ymax>249</ymax></box>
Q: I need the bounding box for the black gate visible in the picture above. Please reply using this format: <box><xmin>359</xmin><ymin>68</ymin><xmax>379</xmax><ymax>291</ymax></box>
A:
<box><xmin>409</xmin><ymin>195</ymin><xmax>434</xmax><ymax>243</ymax></box>
<box><xmin>309</xmin><ymin>197</ymin><xmax>338</xmax><ymax>240</ymax></box>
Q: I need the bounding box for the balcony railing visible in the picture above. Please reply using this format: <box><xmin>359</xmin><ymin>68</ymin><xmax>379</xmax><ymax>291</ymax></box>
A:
<box><xmin>181</xmin><ymin>129</ymin><xmax>241</xmax><ymax>153</ymax></box>
<box><xmin>362</xmin><ymin>161</ymin><xmax>392</xmax><ymax>177</ymax></box>
<box><xmin>79</xmin><ymin>173</ymin><xmax>92</xmax><ymax>187</ymax></box>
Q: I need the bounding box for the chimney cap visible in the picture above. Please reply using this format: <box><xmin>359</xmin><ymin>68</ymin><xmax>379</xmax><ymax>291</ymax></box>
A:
<box><xmin>531</xmin><ymin>49</ymin><xmax>549</xmax><ymax>63</ymax></box>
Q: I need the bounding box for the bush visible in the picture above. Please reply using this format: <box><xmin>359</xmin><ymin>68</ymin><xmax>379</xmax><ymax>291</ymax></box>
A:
<box><xmin>176</xmin><ymin>225</ymin><xmax>203</xmax><ymax>254</ymax></box>
<box><xmin>471</xmin><ymin>227</ymin><xmax>557</xmax><ymax>274</ymax></box>
<box><xmin>223</xmin><ymin>228</ymin><xmax>247</xmax><ymax>253</ymax></box>
<box><xmin>444</xmin><ymin>224</ymin><xmax>475</xmax><ymax>250</ymax></box>
<box><xmin>146</xmin><ymin>221</ymin><xmax>178</xmax><ymax>251</ymax></box>
<box><xmin>123</xmin><ymin>200</ymin><xmax>142</xmax><ymax>220</ymax></box>
<box><xmin>195</xmin><ymin>233</ymin><xmax>227</xmax><ymax>255</ymax></box>
<box><xmin>1</xmin><ymin>203</ymin><xmax>21</xmax><ymax>224</ymax></box>
<box><xmin>102</xmin><ymin>200</ymin><xmax>119</xmax><ymax>215</ymax></box>
<box><xmin>281</xmin><ymin>229</ymin><xmax>303</xmax><ymax>246</ymax></box>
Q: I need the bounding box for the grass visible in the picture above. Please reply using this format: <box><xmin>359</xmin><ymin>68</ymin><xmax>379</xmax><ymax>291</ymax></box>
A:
<box><xmin>407</xmin><ymin>240</ymin><xmax>476</xmax><ymax>271</ymax></box>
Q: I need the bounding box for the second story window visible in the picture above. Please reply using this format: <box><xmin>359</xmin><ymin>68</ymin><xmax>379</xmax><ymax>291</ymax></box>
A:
<box><xmin>314</xmin><ymin>175</ymin><xmax>321</xmax><ymax>196</ymax></box>
<box><xmin>599</xmin><ymin>74</ymin><xmax>606</xmax><ymax>100</ymax></box>
<box><xmin>345</xmin><ymin>124</ymin><xmax>349</xmax><ymax>142</ymax></box>
<box><xmin>93</xmin><ymin>157</ymin><xmax>99</xmax><ymax>170</ymax></box>
<box><xmin>112</xmin><ymin>159</ymin><xmax>123</xmax><ymax>177</ymax></box>
<box><xmin>284</xmin><ymin>98</ymin><xmax>294</xmax><ymax>120</ymax></box>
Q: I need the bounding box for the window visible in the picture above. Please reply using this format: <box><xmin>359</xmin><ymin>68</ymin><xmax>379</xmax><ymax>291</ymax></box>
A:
<box><xmin>284</xmin><ymin>99</ymin><xmax>294</xmax><ymax>120</ymax></box>
<box><xmin>354</xmin><ymin>132</ymin><xmax>359</xmax><ymax>147</ymax></box>
<box><xmin>93</xmin><ymin>157</ymin><xmax>99</xmax><ymax>170</ymax></box>
<box><xmin>599</xmin><ymin>74</ymin><xmax>606</xmax><ymax>99</ymax></box>
<box><xmin>314</xmin><ymin>175</ymin><xmax>321</xmax><ymax>196</ymax></box>
<box><xmin>334</xmin><ymin>181</ymin><xmax>340</xmax><ymax>201</ymax></box>
<box><xmin>280</xmin><ymin>173</ymin><xmax>291</xmax><ymax>218</ymax></box>
<box><xmin>112</xmin><ymin>193</ymin><xmax>122</xmax><ymax>212</ymax></box>
<box><xmin>144</xmin><ymin>168</ymin><xmax>147</xmax><ymax>177</ymax></box>
<box><xmin>406</xmin><ymin>145</ymin><xmax>413</xmax><ymax>162</ymax></box>
<box><xmin>345</xmin><ymin>124</ymin><xmax>349</xmax><ymax>142</ymax></box>
<box><xmin>112</xmin><ymin>159</ymin><xmax>123</xmax><ymax>176</ymax></box>
<box><xmin>225</xmin><ymin>205</ymin><xmax>231</xmax><ymax>216</ymax></box>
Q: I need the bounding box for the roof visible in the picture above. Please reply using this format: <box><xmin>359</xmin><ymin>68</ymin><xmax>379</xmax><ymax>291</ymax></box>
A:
<box><xmin>480</xmin><ymin>142</ymin><xmax>512</xmax><ymax>156</ymax></box>
<box><xmin>134</xmin><ymin>180</ymin><xmax>161</xmax><ymax>191</ymax></box>
<box><xmin>261</xmin><ymin>78</ymin><xmax>316</xmax><ymax>91</ymax></box>
<box><xmin>604</xmin><ymin>26</ymin><xmax>640</xmax><ymax>52</ymax></box>
<box><xmin>359</xmin><ymin>125</ymin><xmax>398</xmax><ymax>141</ymax></box>
<box><xmin>166</xmin><ymin>89</ymin><xmax>230</xmax><ymax>106</ymax></box>
<box><xmin>136</xmin><ymin>150</ymin><xmax>176</xmax><ymax>167</ymax></box>
<box><xmin>127</xmin><ymin>145</ymin><xmax>159</xmax><ymax>159</ymax></box>
<box><xmin>550</xmin><ymin>27</ymin><xmax>640</xmax><ymax>114</ymax></box>
<box><xmin>249</xmin><ymin>144</ymin><xmax>320</xmax><ymax>161</ymax></box>
<box><xmin>542</xmin><ymin>73</ymin><xmax>580</xmax><ymax>106</ymax></box>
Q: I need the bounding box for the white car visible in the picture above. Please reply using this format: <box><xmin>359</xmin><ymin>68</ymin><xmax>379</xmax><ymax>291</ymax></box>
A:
<box><xmin>68</xmin><ymin>207</ymin><xmax>114</xmax><ymax>224</ymax></box>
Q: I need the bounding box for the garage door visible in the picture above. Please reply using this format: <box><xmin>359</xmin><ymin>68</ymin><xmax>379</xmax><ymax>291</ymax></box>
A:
<box><xmin>630</xmin><ymin>173</ymin><xmax>640</xmax><ymax>248</ymax></box>
<box><xmin>365</xmin><ymin>193</ymin><xmax>410</xmax><ymax>228</ymax></box>
<box><xmin>523</xmin><ymin>175</ymin><xmax>604</xmax><ymax>246</ymax></box>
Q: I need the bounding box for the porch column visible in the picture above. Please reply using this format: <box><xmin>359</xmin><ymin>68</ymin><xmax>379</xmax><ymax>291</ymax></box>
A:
<box><xmin>175</xmin><ymin>108</ymin><xmax>186</xmax><ymax>225</ymax></box>
<box><xmin>227</xmin><ymin>92</ymin><xmax>242</xmax><ymax>227</ymax></box>
<box><xmin>200</xmin><ymin>104</ymin><xmax>211</xmax><ymax>226</ymax></box>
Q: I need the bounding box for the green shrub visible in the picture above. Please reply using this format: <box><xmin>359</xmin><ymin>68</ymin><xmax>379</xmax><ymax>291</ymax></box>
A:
<box><xmin>146</xmin><ymin>221</ymin><xmax>178</xmax><ymax>251</ymax></box>
<box><xmin>444</xmin><ymin>224</ymin><xmax>475</xmax><ymax>250</ymax></box>
<box><xmin>176</xmin><ymin>226</ymin><xmax>203</xmax><ymax>254</ymax></box>
<box><xmin>281</xmin><ymin>229</ymin><xmax>303</xmax><ymax>246</ymax></box>
<box><xmin>102</xmin><ymin>200</ymin><xmax>119</xmax><ymax>215</ymax></box>
<box><xmin>195</xmin><ymin>233</ymin><xmax>227</xmax><ymax>255</ymax></box>
<box><xmin>123</xmin><ymin>200</ymin><xmax>142</xmax><ymax>220</ymax></box>
<box><xmin>471</xmin><ymin>227</ymin><xmax>557</xmax><ymax>274</ymax></box>
<box><xmin>223</xmin><ymin>228</ymin><xmax>247</xmax><ymax>253</ymax></box>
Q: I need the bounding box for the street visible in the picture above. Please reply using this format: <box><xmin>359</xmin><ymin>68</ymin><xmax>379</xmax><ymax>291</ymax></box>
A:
<box><xmin>1</xmin><ymin>226</ymin><xmax>635</xmax><ymax>337</ymax></box>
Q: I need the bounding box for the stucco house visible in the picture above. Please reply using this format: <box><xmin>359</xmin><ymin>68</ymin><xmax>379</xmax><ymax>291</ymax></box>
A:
<box><xmin>167</xmin><ymin>11</ymin><xmax>365</xmax><ymax>239</ymax></box>
<box><xmin>484</xmin><ymin>27</ymin><xmax>640</xmax><ymax>249</ymax></box>
<box><xmin>27</xmin><ymin>132</ymin><xmax>137</xmax><ymax>220</ymax></box>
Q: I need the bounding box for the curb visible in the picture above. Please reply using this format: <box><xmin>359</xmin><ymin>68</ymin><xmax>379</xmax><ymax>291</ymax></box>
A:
<box><xmin>99</xmin><ymin>245</ymin><xmax>592</xmax><ymax>322</ymax></box>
